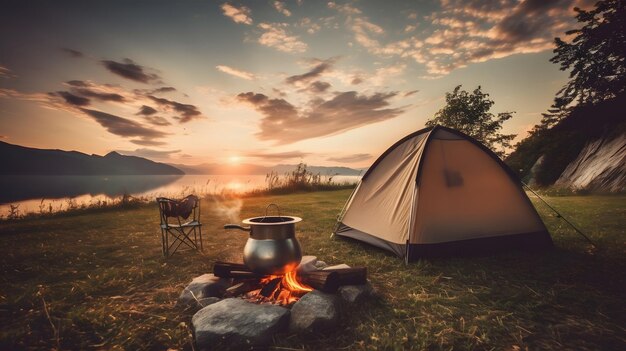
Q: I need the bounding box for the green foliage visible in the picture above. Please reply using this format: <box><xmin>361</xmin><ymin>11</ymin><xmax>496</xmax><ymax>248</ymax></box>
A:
<box><xmin>541</xmin><ymin>0</ymin><xmax>626</xmax><ymax>128</ymax></box>
<box><xmin>426</xmin><ymin>85</ymin><xmax>516</xmax><ymax>157</ymax></box>
<box><xmin>506</xmin><ymin>95</ymin><xmax>626</xmax><ymax>187</ymax></box>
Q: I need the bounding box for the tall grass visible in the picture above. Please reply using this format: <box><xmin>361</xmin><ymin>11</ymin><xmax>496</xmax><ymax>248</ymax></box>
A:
<box><xmin>250</xmin><ymin>162</ymin><xmax>358</xmax><ymax>196</ymax></box>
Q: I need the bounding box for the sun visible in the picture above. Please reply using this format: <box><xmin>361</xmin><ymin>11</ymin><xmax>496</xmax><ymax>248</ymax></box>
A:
<box><xmin>228</xmin><ymin>156</ymin><xmax>241</xmax><ymax>165</ymax></box>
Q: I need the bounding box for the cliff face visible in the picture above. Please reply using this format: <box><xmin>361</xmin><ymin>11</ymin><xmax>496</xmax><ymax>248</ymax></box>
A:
<box><xmin>555</xmin><ymin>133</ymin><xmax>626</xmax><ymax>192</ymax></box>
<box><xmin>506</xmin><ymin>94</ymin><xmax>626</xmax><ymax>192</ymax></box>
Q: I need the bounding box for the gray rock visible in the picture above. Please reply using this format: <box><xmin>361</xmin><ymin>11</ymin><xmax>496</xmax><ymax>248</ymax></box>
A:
<box><xmin>338</xmin><ymin>283</ymin><xmax>374</xmax><ymax>304</ymax></box>
<box><xmin>314</xmin><ymin>260</ymin><xmax>328</xmax><ymax>269</ymax></box>
<box><xmin>192</xmin><ymin>298</ymin><xmax>290</xmax><ymax>350</ymax></box>
<box><xmin>197</xmin><ymin>297</ymin><xmax>220</xmax><ymax>307</ymax></box>
<box><xmin>289</xmin><ymin>290</ymin><xmax>340</xmax><ymax>333</ymax></box>
<box><xmin>297</xmin><ymin>255</ymin><xmax>318</xmax><ymax>273</ymax></box>
<box><xmin>178</xmin><ymin>274</ymin><xmax>232</xmax><ymax>307</ymax></box>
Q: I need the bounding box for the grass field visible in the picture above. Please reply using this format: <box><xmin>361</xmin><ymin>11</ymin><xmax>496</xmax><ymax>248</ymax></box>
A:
<box><xmin>0</xmin><ymin>190</ymin><xmax>624</xmax><ymax>350</ymax></box>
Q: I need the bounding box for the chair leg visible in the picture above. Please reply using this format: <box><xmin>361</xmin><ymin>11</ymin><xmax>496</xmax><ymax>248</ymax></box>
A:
<box><xmin>163</xmin><ymin>226</ymin><xmax>203</xmax><ymax>257</ymax></box>
<box><xmin>199</xmin><ymin>226</ymin><xmax>204</xmax><ymax>252</ymax></box>
<box><xmin>165</xmin><ymin>229</ymin><xmax>170</xmax><ymax>257</ymax></box>
<box><xmin>160</xmin><ymin>228</ymin><xmax>166</xmax><ymax>257</ymax></box>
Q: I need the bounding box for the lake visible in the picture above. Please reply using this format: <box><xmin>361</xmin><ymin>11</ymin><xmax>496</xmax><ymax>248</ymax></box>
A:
<box><xmin>0</xmin><ymin>174</ymin><xmax>360</xmax><ymax>217</ymax></box>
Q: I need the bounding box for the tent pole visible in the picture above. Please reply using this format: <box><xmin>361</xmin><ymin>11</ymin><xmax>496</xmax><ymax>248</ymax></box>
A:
<box><xmin>522</xmin><ymin>182</ymin><xmax>597</xmax><ymax>248</ymax></box>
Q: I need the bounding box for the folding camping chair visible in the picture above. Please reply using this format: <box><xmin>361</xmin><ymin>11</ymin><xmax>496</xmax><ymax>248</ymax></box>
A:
<box><xmin>157</xmin><ymin>195</ymin><xmax>203</xmax><ymax>257</ymax></box>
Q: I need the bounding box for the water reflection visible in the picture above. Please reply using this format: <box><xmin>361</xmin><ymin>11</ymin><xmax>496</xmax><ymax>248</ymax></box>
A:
<box><xmin>0</xmin><ymin>175</ymin><xmax>183</xmax><ymax>203</ymax></box>
<box><xmin>0</xmin><ymin>174</ymin><xmax>359</xmax><ymax>216</ymax></box>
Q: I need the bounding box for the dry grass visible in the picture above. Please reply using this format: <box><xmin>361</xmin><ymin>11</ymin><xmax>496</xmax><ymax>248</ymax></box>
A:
<box><xmin>0</xmin><ymin>190</ymin><xmax>624</xmax><ymax>350</ymax></box>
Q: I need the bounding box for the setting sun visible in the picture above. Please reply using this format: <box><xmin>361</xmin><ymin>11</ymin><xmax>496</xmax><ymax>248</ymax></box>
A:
<box><xmin>229</xmin><ymin>156</ymin><xmax>241</xmax><ymax>165</ymax></box>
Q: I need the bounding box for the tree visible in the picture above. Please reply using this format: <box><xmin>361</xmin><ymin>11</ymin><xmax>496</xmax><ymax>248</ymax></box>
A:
<box><xmin>426</xmin><ymin>85</ymin><xmax>516</xmax><ymax>157</ymax></box>
<box><xmin>541</xmin><ymin>0</ymin><xmax>626</xmax><ymax>128</ymax></box>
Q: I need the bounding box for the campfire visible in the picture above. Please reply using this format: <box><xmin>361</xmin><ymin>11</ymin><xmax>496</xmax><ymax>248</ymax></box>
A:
<box><xmin>244</xmin><ymin>271</ymin><xmax>313</xmax><ymax>305</ymax></box>
<box><xmin>214</xmin><ymin>261</ymin><xmax>367</xmax><ymax>306</ymax></box>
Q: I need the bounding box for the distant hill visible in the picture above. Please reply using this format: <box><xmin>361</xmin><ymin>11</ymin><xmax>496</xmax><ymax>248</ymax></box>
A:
<box><xmin>168</xmin><ymin>162</ymin><xmax>366</xmax><ymax>176</ymax></box>
<box><xmin>270</xmin><ymin>164</ymin><xmax>365</xmax><ymax>176</ymax></box>
<box><xmin>0</xmin><ymin>141</ymin><xmax>183</xmax><ymax>175</ymax></box>
<box><xmin>506</xmin><ymin>94</ymin><xmax>626</xmax><ymax>192</ymax></box>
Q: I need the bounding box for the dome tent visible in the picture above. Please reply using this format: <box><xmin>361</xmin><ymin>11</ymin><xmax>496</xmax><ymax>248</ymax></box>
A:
<box><xmin>334</xmin><ymin>125</ymin><xmax>552</xmax><ymax>261</ymax></box>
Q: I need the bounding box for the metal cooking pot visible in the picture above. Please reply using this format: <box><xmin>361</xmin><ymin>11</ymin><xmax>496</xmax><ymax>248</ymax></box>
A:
<box><xmin>224</xmin><ymin>204</ymin><xmax>302</xmax><ymax>275</ymax></box>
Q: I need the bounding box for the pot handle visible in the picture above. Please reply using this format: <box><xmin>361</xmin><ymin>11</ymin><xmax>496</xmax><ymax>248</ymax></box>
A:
<box><xmin>262</xmin><ymin>203</ymin><xmax>282</xmax><ymax>220</ymax></box>
<box><xmin>223</xmin><ymin>224</ymin><xmax>251</xmax><ymax>232</ymax></box>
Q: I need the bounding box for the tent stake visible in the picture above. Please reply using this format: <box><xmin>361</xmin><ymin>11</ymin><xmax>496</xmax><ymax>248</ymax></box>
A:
<box><xmin>522</xmin><ymin>183</ymin><xmax>597</xmax><ymax>248</ymax></box>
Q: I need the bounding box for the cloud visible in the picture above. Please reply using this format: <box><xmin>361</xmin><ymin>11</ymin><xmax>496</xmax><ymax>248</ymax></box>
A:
<box><xmin>298</xmin><ymin>17</ymin><xmax>322</xmax><ymax>34</ymax></box>
<box><xmin>71</xmin><ymin>88</ymin><xmax>125</xmax><ymax>102</ymax></box>
<box><xmin>216</xmin><ymin>65</ymin><xmax>256</xmax><ymax>80</ymax></box>
<box><xmin>0</xmin><ymin>65</ymin><xmax>15</xmax><ymax>78</ymax></box>
<box><xmin>285</xmin><ymin>58</ymin><xmax>335</xmax><ymax>85</ymax></box>
<box><xmin>148</xmin><ymin>95</ymin><xmax>203</xmax><ymax>123</ymax></box>
<box><xmin>221</xmin><ymin>3</ymin><xmax>253</xmax><ymax>25</ymax></box>
<box><xmin>152</xmin><ymin>86</ymin><xmax>176</xmax><ymax>94</ymax></box>
<box><xmin>245</xmin><ymin>150</ymin><xmax>310</xmax><ymax>160</ymax></box>
<box><xmin>143</xmin><ymin>115</ymin><xmax>172</xmax><ymax>126</ymax></box>
<box><xmin>327</xmin><ymin>153</ymin><xmax>372</xmax><ymax>163</ymax></box>
<box><xmin>1</xmin><ymin>86</ymin><xmax>176</xmax><ymax>144</ymax></box>
<box><xmin>60</xmin><ymin>48</ymin><xmax>83</xmax><ymax>58</ymax></box>
<box><xmin>65</xmin><ymin>80</ymin><xmax>89</xmax><ymax>87</ymax></box>
<box><xmin>116</xmin><ymin>148</ymin><xmax>180</xmax><ymax>159</ymax></box>
<box><xmin>237</xmin><ymin>90</ymin><xmax>404</xmax><ymax>144</ymax></box>
<box><xmin>136</xmin><ymin>105</ymin><xmax>158</xmax><ymax>116</ymax></box>
<box><xmin>329</xmin><ymin>0</ymin><xmax>583</xmax><ymax>76</ymax></box>
<box><xmin>308</xmin><ymin>81</ymin><xmax>332</xmax><ymax>93</ymax></box>
<box><xmin>273</xmin><ymin>1</ymin><xmax>291</xmax><ymax>16</ymax></box>
<box><xmin>102</xmin><ymin>59</ymin><xmax>160</xmax><ymax>83</ymax></box>
<box><xmin>80</xmin><ymin>108</ymin><xmax>169</xmax><ymax>140</ymax></box>
<box><xmin>258</xmin><ymin>23</ymin><xmax>307</xmax><ymax>53</ymax></box>
<box><xmin>404</xmin><ymin>89</ymin><xmax>419</xmax><ymax>97</ymax></box>
<box><xmin>129</xmin><ymin>139</ymin><xmax>166</xmax><ymax>146</ymax></box>
<box><xmin>55</xmin><ymin>91</ymin><xmax>91</xmax><ymax>106</ymax></box>
<box><xmin>0</xmin><ymin>88</ymin><xmax>62</xmax><ymax>107</ymax></box>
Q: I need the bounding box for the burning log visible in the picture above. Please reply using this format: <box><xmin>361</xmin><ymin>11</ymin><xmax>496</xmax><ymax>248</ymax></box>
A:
<box><xmin>224</xmin><ymin>280</ymin><xmax>261</xmax><ymax>297</ymax></box>
<box><xmin>260</xmin><ymin>277</ymin><xmax>282</xmax><ymax>298</ymax></box>
<box><xmin>299</xmin><ymin>271</ymin><xmax>339</xmax><ymax>293</ymax></box>
<box><xmin>323</xmin><ymin>267</ymin><xmax>367</xmax><ymax>286</ymax></box>
<box><xmin>213</xmin><ymin>261</ymin><xmax>262</xmax><ymax>279</ymax></box>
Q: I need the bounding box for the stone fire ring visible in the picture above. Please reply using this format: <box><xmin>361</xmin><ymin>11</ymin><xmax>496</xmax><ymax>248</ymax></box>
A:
<box><xmin>179</xmin><ymin>270</ymin><xmax>374</xmax><ymax>350</ymax></box>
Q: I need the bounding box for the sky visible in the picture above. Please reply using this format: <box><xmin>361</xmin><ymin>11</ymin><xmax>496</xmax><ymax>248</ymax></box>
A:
<box><xmin>0</xmin><ymin>0</ymin><xmax>594</xmax><ymax>168</ymax></box>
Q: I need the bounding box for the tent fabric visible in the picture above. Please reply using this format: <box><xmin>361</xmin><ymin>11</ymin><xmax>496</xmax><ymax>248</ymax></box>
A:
<box><xmin>334</xmin><ymin>126</ymin><xmax>552</xmax><ymax>261</ymax></box>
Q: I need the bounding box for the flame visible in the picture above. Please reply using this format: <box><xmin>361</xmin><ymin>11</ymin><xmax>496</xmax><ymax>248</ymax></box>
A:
<box><xmin>283</xmin><ymin>270</ymin><xmax>313</xmax><ymax>292</ymax></box>
<box><xmin>245</xmin><ymin>269</ymin><xmax>312</xmax><ymax>305</ymax></box>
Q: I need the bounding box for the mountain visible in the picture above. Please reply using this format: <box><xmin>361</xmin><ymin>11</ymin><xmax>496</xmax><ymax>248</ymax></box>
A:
<box><xmin>168</xmin><ymin>162</ymin><xmax>366</xmax><ymax>176</ymax></box>
<box><xmin>0</xmin><ymin>141</ymin><xmax>184</xmax><ymax>175</ymax></box>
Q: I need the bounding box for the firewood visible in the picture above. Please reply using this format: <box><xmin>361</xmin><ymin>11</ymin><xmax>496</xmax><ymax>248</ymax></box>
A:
<box><xmin>224</xmin><ymin>280</ymin><xmax>260</xmax><ymax>297</ymax></box>
<box><xmin>214</xmin><ymin>261</ymin><xmax>263</xmax><ymax>279</ymax></box>
<box><xmin>260</xmin><ymin>277</ymin><xmax>282</xmax><ymax>298</ymax></box>
<box><xmin>300</xmin><ymin>271</ymin><xmax>340</xmax><ymax>293</ymax></box>
<box><xmin>321</xmin><ymin>267</ymin><xmax>367</xmax><ymax>286</ymax></box>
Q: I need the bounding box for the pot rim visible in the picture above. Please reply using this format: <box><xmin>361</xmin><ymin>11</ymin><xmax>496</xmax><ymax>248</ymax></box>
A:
<box><xmin>242</xmin><ymin>215</ymin><xmax>302</xmax><ymax>226</ymax></box>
